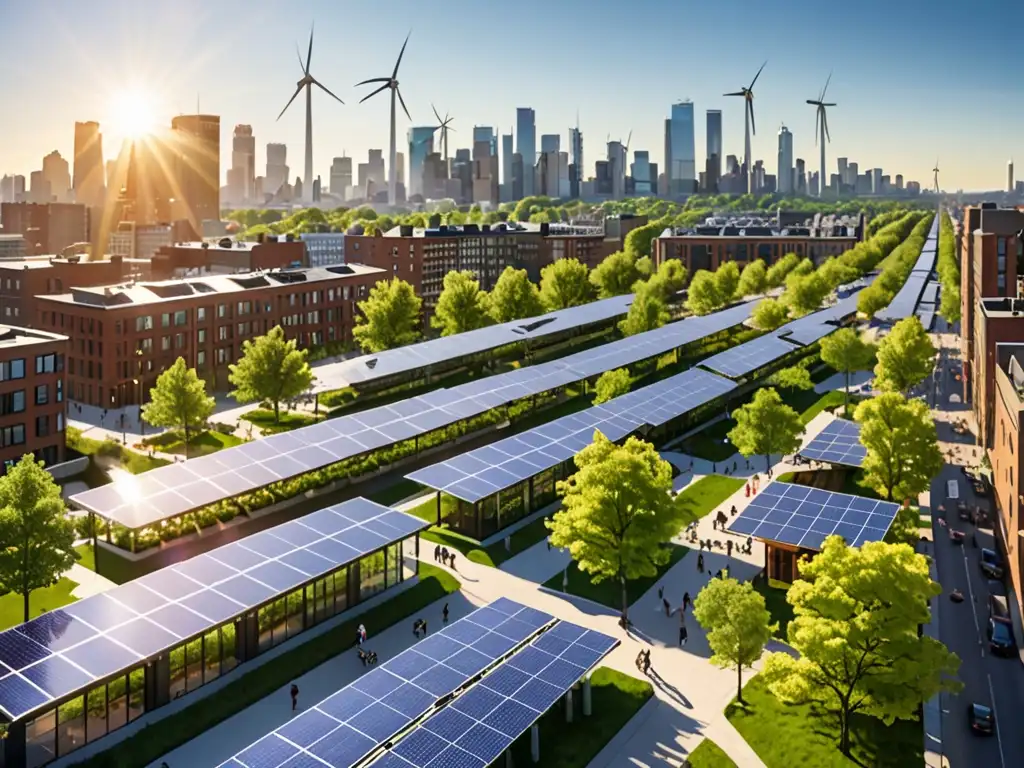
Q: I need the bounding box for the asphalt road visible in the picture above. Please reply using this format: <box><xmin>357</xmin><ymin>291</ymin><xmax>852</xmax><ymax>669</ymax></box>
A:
<box><xmin>928</xmin><ymin>327</ymin><xmax>1024</xmax><ymax>768</ymax></box>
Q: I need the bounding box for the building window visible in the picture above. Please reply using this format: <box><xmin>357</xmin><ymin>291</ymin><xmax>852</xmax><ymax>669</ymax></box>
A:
<box><xmin>198</xmin><ymin>329</ymin><xmax>206</xmax><ymax>343</ymax></box>
<box><xmin>56</xmin><ymin>380</ymin><xmax>62</xmax><ymax>402</ymax></box>
<box><xmin>135</xmin><ymin>316</ymin><xmax>153</xmax><ymax>331</ymax></box>
<box><xmin>1</xmin><ymin>424</ymin><xmax>26</xmax><ymax>446</ymax></box>
<box><xmin>36</xmin><ymin>415</ymin><xmax>50</xmax><ymax>438</ymax></box>
<box><xmin>217</xmin><ymin>303</ymin><xmax>227</xmax><ymax>318</ymax></box>
<box><xmin>0</xmin><ymin>358</ymin><xmax>26</xmax><ymax>380</ymax></box>
<box><xmin>35</xmin><ymin>384</ymin><xmax>48</xmax><ymax>405</ymax></box>
<box><xmin>161</xmin><ymin>313</ymin><xmax>171</xmax><ymax>328</ymax></box>
<box><xmin>173</xmin><ymin>310</ymin><xmax>187</xmax><ymax>326</ymax></box>
<box><xmin>57</xmin><ymin>413</ymin><xmax>64</xmax><ymax>432</ymax></box>
<box><xmin>197</xmin><ymin>350</ymin><xmax>206</xmax><ymax>368</ymax></box>
<box><xmin>197</xmin><ymin>307</ymin><xmax>207</xmax><ymax>322</ymax></box>
<box><xmin>161</xmin><ymin>336</ymin><xmax>171</xmax><ymax>351</ymax></box>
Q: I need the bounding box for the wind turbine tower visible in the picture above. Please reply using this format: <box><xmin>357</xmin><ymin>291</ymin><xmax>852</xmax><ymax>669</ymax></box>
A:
<box><xmin>357</xmin><ymin>32</ymin><xmax>412</xmax><ymax>206</ymax></box>
<box><xmin>933</xmin><ymin>160</ymin><xmax>940</xmax><ymax>194</ymax></box>
<box><xmin>276</xmin><ymin>24</ymin><xmax>345</xmax><ymax>202</ymax></box>
<box><xmin>724</xmin><ymin>61</ymin><xmax>766</xmax><ymax>194</ymax></box>
<box><xmin>807</xmin><ymin>72</ymin><xmax>836</xmax><ymax>198</ymax></box>
<box><xmin>431</xmin><ymin>104</ymin><xmax>455</xmax><ymax>162</ymax></box>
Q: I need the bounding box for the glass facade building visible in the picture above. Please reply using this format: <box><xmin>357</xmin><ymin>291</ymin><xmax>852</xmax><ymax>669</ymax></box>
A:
<box><xmin>516</xmin><ymin>108</ymin><xmax>536</xmax><ymax>196</ymax></box>
<box><xmin>668</xmin><ymin>101</ymin><xmax>696</xmax><ymax>195</ymax></box>
<box><xmin>407</xmin><ymin>127</ymin><xmax>436</xmax><ymax>198</ymax></box>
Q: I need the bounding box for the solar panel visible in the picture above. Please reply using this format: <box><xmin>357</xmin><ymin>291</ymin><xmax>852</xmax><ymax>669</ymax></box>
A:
<box><xmin>876</xmin><ymin>272</ymin><xmax>929</xmax><ymax>323</ymax></box>
<box><xmin>917</xmin><ymin>309</ymin><xmax>935</xmax><ymax>331</ymax></box>
<box><xmin>727</xmin><ymin>481</ymin><xmax>899</xmax><ymax>551</ymax></box>
<box><xmin>367</xmin><ymin>622</ymin><xmax>619</xmax><ymax>768</ymax></box>
<box><xmin>221</xmin><ymin>599</ymin><xmax>556</xmax><ymax>768</ymax></box>
<box><xmin>701</xmin><ymin>335</ymin><xmax>799</xmax><ymax>378</ymax></box>
<box><xmin>72</xmin><ymin>299</ymin><xmax>759</xmax><ymax>528</ymax></box>
<box><xmin>0</xmin><ymin>498</ymin><xmax>426</xmax><ymax>722</ymax></box>
<box><xmin>799</xmin><ymin>418</ymin><xmax>866</xmax><ymax>467</ymax></box>
<box><xmin>919</xmin><ymin>281</ymin><xmax>940</xmax><ymax>306</ymax></box>
<box><xmin>406</xmin><ymin>368</ymin><xmax>736</xmax><ymax>503</ymax></box>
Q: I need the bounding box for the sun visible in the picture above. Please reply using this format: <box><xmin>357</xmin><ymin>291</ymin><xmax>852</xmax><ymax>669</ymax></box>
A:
<box><xmin>107</xmin><ymin>87</ymin><xmax>159</xmax><ymax>139</ymax></box>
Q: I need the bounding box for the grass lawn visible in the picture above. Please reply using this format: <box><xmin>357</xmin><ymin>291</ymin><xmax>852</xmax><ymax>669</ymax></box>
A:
<box><xmin>141</xmin><ymin>429</ymin><xmax>245</xmax><ymax>457</ymax></box>
<box><xmin>78</xmin><ymin>564</ymin><xmax>460</xmax><ymax>767</ymax></box>
<box><xmin>678</xmin><ymin>419</ymin><xmax>737</xmax><ymax>462</ymax></box>
<box><xmin>677</xmin><ymin>475</ymin><xmax>746</xmax><ymax>523</ymax></box>
<box><xmin>367</xmin><ymin>478</ymin><xmax>427</xmax><ymax>507</ymax></box>
<box><xmin>753</xmin><ymin>578</ymin><xmax>794</xmax><ymax>638</ymax></box>
<box><xmin>688</xmin><ymin>738</ymin><xmax>739</xmax><ymax>768</ymax></box>
<box><xmin>0</xmin><ymin>543</ymin><xmax>99</xmax><ymax>630</ymax></box>
<box><xmin>67</xmin><ymin>427</ymin><xmax>171</xmax><ymax>475</ymax></box>
<box><xmin>507</xmin><ymin>667</ymin><xmax>653</xmax><ymax>767</ymax></box>
<box><xmin>726</xmin><ymin>676</ymin><xmax>923</xmax><ymax>768</ymax></box>
<box><xmin>241</xmin><ymin>408</ymin><xmax>322</xmax><ymax>435</ymax></box>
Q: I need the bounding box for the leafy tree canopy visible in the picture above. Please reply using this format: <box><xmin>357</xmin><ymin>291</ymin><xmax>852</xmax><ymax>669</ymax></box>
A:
<box><xmin>783</xmin><ymin>271</ymin><xmax>830</xmax><ymax>317</ymax></box>
<box><xmin>593</xmin><ymin>368</ymin><xmax>631</xmax><ymax>405</ymax></box>
<box><xmin>728</xmin><ymin>388</ymin><xmax>804</xmax><ymax>468</ymax></box>
<box><xmin>737</xmin><ymin>260</ymin><xmax>768</xmax><ymax>297</ymax></box>
<box><xmin>431</xmin><ymin>270</ymin><xmax>492</xmax><ymax>336</ymax></box>
<box><xmin>142</xmin><ymin>357</ymin><xmax>215</xmax><ymax>450</ymax></box>
<box><xmin>352</xmin><ymin>278</ymin><xmax>422</xmax><ymax>353</ymax></box>
<box><xmin>820</xmin><ymin>328</ymin><xmax>876</xmax><ymax>415</ymax></box>
<box><xmin>539</xmin><ymin>258</ymin><xmax>593</xmax><ymax>310</ymax></box>
<box><xmin>618</xmin><ymin>281</ymin><xmax>668</xmax><ymax>336</ymax></box>
<box><xmin>489</xmin><ymin>266</ymin><xmax>544</xmax><ymax>323</ymax></box>
<box><xmin>765</xmin><ymin>253</ymin><xmax>802</xmax><ymax>288</ymax></box>
<box><xmin>874</xmin><ymin>316</ymin><xmax>935</xmax><ymax>393</ymax></box>
<box><xmin>229</xmin><ymin>326</ymin><xmax>313</xmax><ymax>423</ymax></box>
<box><xmin>769</xmin><ymin>365</ymin><xmax>813</xmax><ymax>391</ymax></box>
<box><xmin>685</xmin><ymin>270</ymin><xmax>722</xmax><ymax>316</ymax></box>
<box><xmin>751</xmin><ymin>298</ymin><xmax>790</xmax><ymax>330</ymax></box>
<box><xmin>646</xmin><ymin>259</ymin><xmax>688</xmax><ymax>303</ymax></box>
<box><xmin>590</xmin><ymin>250</ymin><xmax>642</xmax><ymax>299</ymax></box>
<box><xmin>714</xmin><ymin>261</ymin><xmax>741</xmax><ymax>302</ymax></box>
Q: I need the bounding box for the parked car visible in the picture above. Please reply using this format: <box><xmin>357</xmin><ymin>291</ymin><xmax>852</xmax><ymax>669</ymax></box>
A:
<box><xmin>980</xmin><ymin>548</ymin><xmax>1004</xmax><ymax>579</ymax></box>
<box><xmin>968</xmin><ymin>703</ymin><xmax>995</xmax><ymax>735</ymax></box>
<box><xmin>988</xmin><ymin>581</ymin><xmax>1011</xmax><ymax>623</ymax></box>
<box><xmin>988</xmin><ymin>618</ymin><xmax>1015</xmax><ymax>657</ymax></box>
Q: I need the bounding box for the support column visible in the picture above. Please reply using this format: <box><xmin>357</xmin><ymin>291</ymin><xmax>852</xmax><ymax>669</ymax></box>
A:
<box><xmin>530</xmin><ymin>723</ymin><xmax>540</xmax><ymax>763</ymax></box>
<box><xmin>504</xmin><ymin>751</ymin><xmax>514</xmax><ymax>768</ymax></box>
<box><xmin>583</xmin><ymin>674</ymin><xmax>592</xmax><ymax>716</ymax></box>
<box><xmin>565</xmin><ymin>688</ymin><xmax>573</xmax><ymax>723</ymax></box>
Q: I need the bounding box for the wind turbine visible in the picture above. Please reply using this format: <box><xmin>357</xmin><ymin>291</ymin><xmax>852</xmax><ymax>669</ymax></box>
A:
<box><xmin>933</xmin><ymin>160</ymin><xmax>940</xmax><ymax>193</ymax></box>
<box><xmin>430</xmin><ymin>104</ymin><xmax>454</xmax><ymax>161</ymax></box>
<box><xmin>357</xmin><ymin>32</ymin><xmax>412</xmax><ymax>206</ymax></box>
<box><xmin>276</xmin><ymin>24</ymin><xmax>344</xmax><ymax>203</ymax></box>
<box><xmin>807</xmin><ymin>72</ymin><xmax>836</xmax><ymax>198</ymax></box>
<box><xmin>724</xmin><ymin>61</ymin><xmax>767</xmax><ymax>193</ymax></box>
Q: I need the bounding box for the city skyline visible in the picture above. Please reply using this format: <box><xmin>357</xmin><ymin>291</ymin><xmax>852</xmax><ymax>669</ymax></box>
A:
<box><xmin>1</xmin><ymin>0</ymin><xmax>1022</xmax><ymax>192</ymax></box>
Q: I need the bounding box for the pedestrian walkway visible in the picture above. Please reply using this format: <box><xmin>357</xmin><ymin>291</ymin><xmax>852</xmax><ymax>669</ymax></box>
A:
<box><xmin>67</xmin><ymin>563</ymin><xmax>116</xmax><ymax>599</ymax></box>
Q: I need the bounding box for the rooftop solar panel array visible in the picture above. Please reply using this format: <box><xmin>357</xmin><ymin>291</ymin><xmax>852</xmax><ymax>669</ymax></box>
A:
<box><xmin>368</xmin><ymin>622</ymin><xmax>619</xmax><ymax>768</ymax></box>
<box><xmin>406</xmin><ymin>368</ymin><xmax>736</xmax><ymax>502</ymax></box>
<box><xmin>876</xmin><ymin>271</ymin><xmax>930</xmax><ymax>324</ymax></box>
<box><xmin>312</xmin><ymin>296</ymin><xmax>635</xmax><ymax>392</ymax></box>
<box><xmin>799</xmin><ymin>418</ymin><xmax>866</xmax><ymax>467</ymax></box>
<box><xmin>0</xmin><ymin>498</ymin><xmax>426</xmax><ymax>721</ymax></box>
<box><xmin>220</xmin><ymin>599</ymin><xmax>604</xmax><ymax>768</ymax></box>
<box><xmin>919</xmin><ymin>281</ymin><xmax>940</xmax><ymax>306</ymax></box>
<box><xmin>728</xmin><ymin>481</ymin><xmax>899</xmax><ymax>551</ymax></box>
<box><xmin>72</xmin><ymin>301</ymin><xmax>757</xmax><ymax>527</ymax></box>
<box><xmin>700</xmin><ymin>335</ymin><xmax>800</xmax><ymax>378</ymax></box>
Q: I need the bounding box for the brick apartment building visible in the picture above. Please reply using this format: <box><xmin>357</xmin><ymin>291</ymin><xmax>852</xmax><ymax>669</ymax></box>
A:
<box><xmin>653</xmin><ymin>229</ymin><xmax>860</xmax><ymax>272</ymax></box>
<box><xmin>349</xmin><ymin>216</ymin><xmax>646</xmax><ymax>312</ymax></box>
<box><xmin>0</xmin><ymin>202</ymin><xmax>89</xmax><ymax>256</ymax></box>
<box><xmin>35</xmin><ymin>264</ymin><xmax>384</xmax><ymax>408</ymax></box>
<box><xmin>0</xmin><ymin>325</ymin><xmax>69</xmax><ymax>469</ymax></box>
<box><xmin>150</xmin><ymin>237</ymin><xmax>307</xmax><ymax>280</ymax></box>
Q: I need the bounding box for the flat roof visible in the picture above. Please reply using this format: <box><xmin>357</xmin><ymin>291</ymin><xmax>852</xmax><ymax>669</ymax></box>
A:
<box><xmin>311</xmin><ymin>294</ymin><xmax>635</xmax><ymax>391</ymax></box>
<box><xmin>0</xmin><ymin>497</ymin><xmax>427</xmax><ymax>722</ymax></box>
<box><xmin>0</xmin><ymin>324</ymin><xmax>68</xmax><ymax>349</ymax></box>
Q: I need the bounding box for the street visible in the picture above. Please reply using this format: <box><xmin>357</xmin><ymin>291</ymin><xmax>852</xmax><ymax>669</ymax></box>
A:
<box><xmin>928</xmin><ymin>324</ymin><xmax>1024</xmax><ymax>768</ymax></box>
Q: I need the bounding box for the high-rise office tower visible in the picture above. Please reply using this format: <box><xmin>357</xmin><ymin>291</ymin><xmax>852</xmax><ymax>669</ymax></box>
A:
<box><xmin>501</xmin><ymin>133</ymin><xmax>513</xmax><ymax>201</ymax></box>
<box><xmin>541</xmin><ymin>134</ymin><xmax>560</xmax><ymax>154</ymax></box>
<box><xmin>29</xmin><ymin>171</ymin><xmax>50</xmax><ymax>204</ymax></box>
<box><xmin>266</xmin><ymin>143</ymin><xmax>289</xmax><ymax>196</ymax></box>
<box><xmin>105</xmin><ymin>161</ymin><xmax>120</xmax><ymax>194</ymax></box>
<box><xmin>1</xmin><ymin>175</ymin><xmax>26</xmax><ymax>203</ymax></box>
<box><xmin>632</xmin><ymin>151</ymin><xmax>652</xmax><ymax>195</ymax></box>
<box><xmin>808</xmin><ymin>171</ymin><xmax>819</xmax><ymax>197</ymax></box>
<box><xmin>516</xmin><ymin>108</ymin><xmax>536</xmax><ymax>196</ymax></box>
<box><xmin>170</xmin><ymin>114</ymin><xmax>220</xmax><ymax>228</ymax></box>
<box><xmin>847</xmin><ymin>162</ymin><xmax>858</xmax><ymax>185</ymax></box>
<box><xmin>895</xmin><ymin>174</ymin><xmax>904</xmax><ymax>190</ymax></box>
<box><xmin>407</xmin><ymin>127</ymin><xmax>435</xmax><ymax>197</ymax></box>
<box><xmin>1009</xmin><ymin>159</ymin><xmax>1015</xmax><ymax>194</ymax></box>
<box><xmin>837</xmin><ymin>157</ymin><xmax>849</xmax><ymax>188</ymax></box>
<box><xmin>705</xmin><ymin>109</ymin><xmax>722</xmax><ymax>193</ymax></box>
<box><xmin>666</xmin><ymin>101</ymin><xmax>696</xmax><ymax>196</ymax></box>
<box><xmin>330</xmin><ymin>157</ymin><xmax>352</xmax><ymax>198</ymax></box>
<box><xmin>777</xmin><ymin>126</ymin><xmax>794</xmax><ymax>194</ymax></box>
<box><xmin>607</xmin><ymin>141</ymin><xmax>626</xmax><ymax>199</ymax></box>
<box><xmin>569</xmin><ymin>127</ymin><xmax>583</xmax><ymax>200</ymax></box>
<box><xmin>227</xmin><ymin>125</ymin><xmax>256</xmax><ymax>204</ymax></box>
<box><xmin>795</xmin><ymin>158</ymin><xmax>806</xmax><ymax>195</ymax></box>
<box><xmin>42</xmin><ymin>151</ymin><xmax>71</xmax><ymax>203</ymax></box>
<box><xmin>73</xmin><ymin>122</ymin><xmax>105</xmax><ymax>208</ymax></box>
<box><xmin>872</xmin><ymin>168</ymin><xmax>883</xmax><ymax>194</ymax></box>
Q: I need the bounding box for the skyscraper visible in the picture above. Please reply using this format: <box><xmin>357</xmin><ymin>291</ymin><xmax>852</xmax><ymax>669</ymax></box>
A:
<box><xmin>330</xmin><ymin>157</ymin><xmax>352</xmax><ymax>198</ymax></box>
<box><xmin>795</xmin><ymin>159</ymin><xmax>806</xmax><ymax>195</ymax></box>
<box><xmin>541</xmin><ymin>134</ymin><xmax>560</xmax><ymax>154</ymax></box>
<box><xmin>667</xmin><ymin>101</ymin><xmax>696</xmax><ymax>196</ymax></box>
<box><xmin>266</xmin><ymin>143</ymin><xmax>289</xmax><ymax>196</ymax></box>
<box><xmin>777</xmin><ymin>126</ymin><xmax>794</xmax><ymax>194</ymax></box>
<box><xmin>227</xmin><ymin>125</ymin><xmax>255</xmax><ymax>204</ymax></box>
<box><xmin>407</xmin><ymin>127</ymin><xmax>435</xmax><ymax>197</ymax></box>
<box><xmin>73</xmin><ymin>122</ymin><xmax>105</xmax><ymax>208</ymax></box>
<box><xmin>42</xmin><ymin>151</ymin><xmax>71</xmax><ymax>203</ymax></box>
<box><xmin>632</xmin><ymin>151</ymin><xmax>652</xmax><ymax>195</ymax></box>
<box><xmin>170</xmin><ymin>114</ymin><xmax>220</xmax><ymax>228</ymax></box>
<box><xmin>501</xmin><ymin>133</ymin><xmax>513</xmax><ymax>201</ymax></box>
<box><xmin>706</xmin><ymin>110</ymin><xmax>722</xmax><ymax>192</ymax></box>
<box><xmin>569</xmin><ymin>127</ymin><xmax>583</xmax><ymax>200</ymax></box>
<box><xmin>516</xmin><ymin>108</ymin><xmax>536</xmax><ymax>196</ymax></box>
<box><xmin>607</xmin><ymin>141</ymin><xmax>626</xmax><ymax>199</ymax></box>
<box><xmin>837</xmin><ymin>157</ymin><xmax>849</xmax><ymax>188</ymax></box>
<box><xmin>1009</xmin><ymin>159</ymin><xmax>1015</xmax><ymax>194</ymax></box>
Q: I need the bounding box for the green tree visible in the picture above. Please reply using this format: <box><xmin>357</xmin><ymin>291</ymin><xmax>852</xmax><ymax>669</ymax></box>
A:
<box><xmin>728</xmin><ymin>388</ymin><xmax>804</xmax><ymax>470</ymax></box>
<box><xmin>751</xmin><ymin>298</ymin><xmax>789</xmax><ymax>330</ymax></box>
<box><xmin>857</xmin><ymin>284</ymin><xmax>891</xmax><ymax>318</ymax></box>
<box><xmin>765</xmin><ymin>253</ymin><xmax>801</xmax><ymax>288</ymax></box>
<box><xmin>352</xmin><ymin>278</ymin><xmax>422</xmax><ymax>353</ymax></box>
<box><xmin>590</xmin><ymin>251</ymin><xmax>641</xmax><ymax>298</ymax></box>
<box><xmin>685</xmin><ymin>270</ymin><xmax>722</xmax><ymax>315</ymax></box>
<box><xmin>593</xmin><ymin>368</ymin><xmax>631</xmax><ymax>405</ymax></box>
<box><xmin>818</xmin><ymin>257</ymin><xmax>860</xmax><ymax>290</ymax></box>
<box><xmin>229</xmin><ymin>326</ymin><xmax>314</xmax><ymax>423</ymax></box>
<box><xmin>886</xmin><ymin>504</ymin><xmax>922</xmax><ymax>546</ymax></box>
<box><xmin>783</xmin><ymin>271</ymin><xmax>830</xmax><ymax>316</ymax></box>
<box><xmin>618</xmin><ymin>282</ymin><xmax>668</xmax><ymax>336</ymax></box>
<box><xmin>0</xmin><ymin>455</ymin><xmax>77</xmax><ymax>622</ymax></box>
<box><xmin>737</xmin><ymin>260</ymin><xmax>768</xmax><ymax>296</ymax></box>
<box><xmin>647</xmin><ymin>259</ymin><xmax>688</xmax><ymax>303</ymax></box>
<box><xmin>769</xmin><ymin>365</ymin><xmax>813</xmax><ymax>390</ymax></box>
<box><xmin>539</xmin><ymin>258</ymin><xmax>593</xmax><ymax>310</ymax></box>
<box><xmin>820</xmin><ymin>328</ymin><xmax>876</xmax><ymax>415</ymax></box>
<box><xmin>489</xmin><ymin>266</ymin><xmax>544</xmax><ymax>323</ymax></box>
<box><xmin>790</xmin><ymin>257</ymin><xmax>814</xmax><ymax>278</ymax></box>
<box><xmin>760</xmin><ymin>536</ymin><xmax>961</xmax><ymax>757</ymax></box>
<box><xmin>431</xmin><ymin>270</ymin><xmax>492</xmax><ymax>336</ymax></box>
<box><xmin>547</xmin><ymin>432</ymin><xmax>685</xmax><ymax>623</ymax></box>
<box><xmin>623</xmin><ymin>221</ymin><xmax>666</xmax><ymax>260</ymax></box>
<box><xmin>694</xmin><ymin>578</ymin><xmax>776</xmax><ymax>703</ymax></box>
<box><xmin>874</xmin><ymin>316</ymin><xmax>935</xmax><ymax>393</ymax></box>
<box><xmin>854</xmin><ymin>392</ymin><xmax>943</xmax><ymax>501</ymax></box>
<box><xmin>714</xmin><ymin>261</ymin><xmax>741</xmax><ymax>301</ymax></box>
<box><xmin>142</xmin><ymin>357</ymin><xmax>215</xmax><ymax>455</ymax></box>
<box><xmin>635</xmin><ymin>255</ymin><xmax>654</xmax><ymax>279</ymax></box>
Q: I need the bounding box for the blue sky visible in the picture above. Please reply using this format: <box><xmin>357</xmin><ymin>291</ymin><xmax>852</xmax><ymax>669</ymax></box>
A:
<box><xmin>1</xmin><ymin>0</ymin><xmax>1021</xmax><ymax>192</ymax></box>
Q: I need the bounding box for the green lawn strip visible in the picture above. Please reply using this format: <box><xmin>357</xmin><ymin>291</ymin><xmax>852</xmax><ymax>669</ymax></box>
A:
<box><xmin>141</xmin><ymin>429</ymin><xmax>245</xmax><ymax>457</ymax></box>
<box><xmin>725</xmin><ymin>676</ymin><xmax>923</xmax><ymax>768</ymax></box>
<box><xmin>507</xmin><ymin>667</ymin><xmax>653</xmax><ymax>768</ymax></box>
<box><xmin>0</xmin><ymin>543</ymin><xmax>99</xmax><ymax>630</ymax></box>
<box><xmin>753</xmin><ymin>578</ymin><xmax>794</xmax><ymax>638</ymax></box>
<box><xmin>688</xmin><ymin>738</ymin><xmax>739</xmax><ymax>768</ymax></box>
<box><xmin>366</xmin><ymin>478</ymin><xmax>428</xmax><ymax>507</ymax></box>
<box><xmin>240</xmin><ymin>408</ymin><xmax>323</xmax><ymax>435</ymax></box>
<box><xmin>66</xmin><ymin>427</ymin><xmax>172</xmax><ymax>475</ymax></box>
<box><xmin>483</xmin><ymin>516</ymin><xmax>552</xmax><ymax>566</ymax></box>
<box><xmin>676</xmin><ymin>476</ymin><xmax>746</xmax><ymax>523</ymax></box>
<box><xmin>74</xmin><ymin>542</ymin><xmax>95</xmax><ymax>571</ymax></box>
<box><xmin>78</xmin><ymin>565</ymin><xmax>460</xmax><ymax>768</ymax></box>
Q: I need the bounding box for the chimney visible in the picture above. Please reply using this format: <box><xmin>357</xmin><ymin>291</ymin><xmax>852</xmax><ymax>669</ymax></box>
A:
<box><xmin>285</xmin><ymin>233</ymin><xmax>295</xmax><ymax>242</ymax></box>
<box><xmin>428</xmin><ymin>213</ymin><xmax>442</xmax><ymax>228</ymax></box>
<box><xmin>256</xmin><ymin>232</ymin><xmax>265</xmax><ymax>244</ymax></box>
<box><xmin>399</xmin><ymin>224</ymin><xmax>414</xmax><ymax>237</ymax></box>
<box><xmin>540</xmin><ymin>222</ymin><xmax>550</xmax><ymax>237</ymax></box>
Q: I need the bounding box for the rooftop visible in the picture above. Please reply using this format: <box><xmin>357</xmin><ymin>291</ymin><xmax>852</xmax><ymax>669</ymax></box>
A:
<box><xmin>382</xmin><ymin>222</ymin><xmax>605</xmax><ymax>239</ymax></box>
<box><xmin>37</xmin><ymin>264</ymin><xmax>384</xmax><ymax>309</ymax></box>
<box><xmin>0</xmin><ymin>256</ymin><xmax>147</xmax><ymax>271</ymax></box>
<box><xmin>0</xmin><ymin>324</ymin><xmax>68</xmax><ymax>348</ymax></box>
<box><xmin>980</xmin><ymin>297</ymin><xmax>1024</xmax><ymax>318</ymax></box>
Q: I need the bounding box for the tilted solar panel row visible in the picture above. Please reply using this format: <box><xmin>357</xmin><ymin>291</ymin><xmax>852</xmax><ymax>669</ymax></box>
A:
<box><xmin>799</xmin><ymin>418</ymin><xmax>866</xmax><ymax>468</ymax></box>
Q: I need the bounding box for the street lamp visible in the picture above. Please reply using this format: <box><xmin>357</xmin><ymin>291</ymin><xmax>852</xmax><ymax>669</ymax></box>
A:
<box><xmin>133</xmin><ymin>379</ymin><xmax>143</xmax><ymax>437</ymax></box>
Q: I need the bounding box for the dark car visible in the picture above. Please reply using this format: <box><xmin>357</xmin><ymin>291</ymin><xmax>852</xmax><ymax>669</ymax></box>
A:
<box><xmin>989</xmin><ymin>593</ymin><xmax>1011</xmax><ymax>623</ymax></box>
<box><xmin>988</xmin><ymin>618</ymin><xmax>1015</xmax><ymax>657</ymax></box>
<box><xmin>968</xmin><ymin>703</ymin><xmax>995</xmax><ymax>735</ymax></box>
<box><xmin>980</xmin><ymin>548</ymin><xmax>1004</xmax><ymax>579</ymax></box>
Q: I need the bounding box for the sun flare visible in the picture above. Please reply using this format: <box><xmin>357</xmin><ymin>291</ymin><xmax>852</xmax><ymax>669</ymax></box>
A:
<box><xmin>107</xmin><ymin>87</ymin><xmax>159</xmax><ymax>139</ymax></box>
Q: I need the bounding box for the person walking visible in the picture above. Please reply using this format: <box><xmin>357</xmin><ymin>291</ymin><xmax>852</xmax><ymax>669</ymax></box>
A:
<box><xmin>682</xmin><ymin>591</ymin><xmax>691</xmax><ymax>612</ymax></box>
<box><xmin>359</xmin><ymin>623</ymin><xmax>367</xmax><ymax>644</ymax></box>
<box><xmin>443</xmin><ymin>603</ymin><xmax>450</xmax><ymax>624</ymax></box>
<box><xmin>697</xmin><ymin>553</ymin><xmax>704</xmax><ymax>573</ymax></box>
<box><xmin>662</xmin><ymin>597</ymin><xmax>671</xmax><ymax>617</ymax></box>
<box><xmin>642</xmin><ymin>649</ymin><xmax>651</xmax><ymax>675</ymax></box>
<box><xmin>726</xmin><ymin>540</ymin><xmax>733</xmax><ymax>558</ymax></box>
<box><xmin>449</xmin><ymin>553</ymin><xmax>457</xmax><ymax>570</ymax></box>
<box><xmin>433</xmin><ymin>545</ymin><xmax>441</xmax><ymax>562</ymax></box>
<box><xmin>678</xmin><ymin>612</ymin><xmax>688</xmax><ymax>647</ymax></box>
<box><xmin>290</xmin><ymin>683</ymin><xmax>299</xmax><ymax>711</ymax></box>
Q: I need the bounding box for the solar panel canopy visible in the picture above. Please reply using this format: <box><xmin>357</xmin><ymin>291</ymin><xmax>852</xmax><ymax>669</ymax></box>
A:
<box><xmin>0</xmin><ymin>498</ymin><xmax>426</xmax><ymax>721</ymax></box>
<box><xmin>728</xmin><ymin>481</ymin><xmax>899</xmax><ymax>551</ymax></box>
<box><xmin>407</xmin><ymin>368</ymin><xmax>736</xmax><ymax>502</ymax></box>
<box><xmin>876</xmin><ymin>272</ymin><xmax>929</xmax><ymax>323</ymax></box>
<box><xmin>799</xmin><ymin>418</ymin><xmax>866</xmax><ymax>467</ymax></box>
<box><xmin>311</xmin><ymin>295</ymin><xmax>634</xmax><ymax>392</ymax></box>
<box><xmin>700</xmin><ymin>334</ymin><xmax>799</xmax><ymax>378</ymax></box>
<box><xmin>72</xmin><ymin>299</ymin><xmax>757</xmax><ymax>528</ymax></box>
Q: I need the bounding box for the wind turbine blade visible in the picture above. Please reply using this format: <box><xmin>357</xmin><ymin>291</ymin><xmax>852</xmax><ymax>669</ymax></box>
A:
<box><xmin>748</xmin><ymin>100</ymin><xmax>756</xmax><ymax>135</ymax></box>
<box><xmin>277</xmin><ymin>85</ymin><xmax>304</xmax><ymax>121</ymax></box>
<box><xmin>446</xmin><ymin>125</ymin><xmax>456</xmax><ymax>133</ymax></box>
<box><xmin>358</xmin><ymin>82</ymin><xmax>390</xmax><ymax>103</ymax></box>
<box><xmin>355</xmin><ymin>77</ymin><xmax>390</xmax><ymax>86</ymax></box>
<box><xmin>432</xmin><ymin>103</ymin><xmax>442</xmax><ymax>124</ymax></box>
<box><xmin>392</xmin><ymin>31</ymin><xmax>411</xmax><ymax>79</ymax></box>
<box><xmin>821</xmin><ymin>70</ymin><xmax>832</xmax><ymax>100</ymax></box>
<box><xmin>396</xmin><ymin>87</ymin><xmax>411</xmax><ymax>121</ymax></box>
<box><xmin>823</xmin><ymin>110</ymin><xmax>831</xmax><ymax>143</ymax></box>
<box><xmin>807</xmin><ymin>99</ymin><xmax>821</xmax><ymax>105</ymax></box>
<box><xmin>749</xmin><ymin>60</ymin><xmax>767</xmax><ymax>89</ymax></box>
<box><xmin>822</xmin><ymin>102</ymin><xmax>837</xmax><ymax>107</ymax></box>
<box><xmin>296</xmin><ymin>44</ymin><xmax>305</xmax><ymax>74</ymax></box>
<box><xmin>306</xmin><ymin>24</ymin><xmax>314</xmax><ymax>73</ymax></box>
<box><xmin>313</xmin><ymin>79</ymin><xmax>345</xmax><ymax>105</ymax></box>
<box><xmin>723</xmin><ymin>91</ymin><xmax>745</xmax><ymax>97</ymax></box>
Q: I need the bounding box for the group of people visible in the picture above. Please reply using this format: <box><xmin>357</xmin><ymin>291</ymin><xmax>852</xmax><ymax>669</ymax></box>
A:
<box><xmin>413</xmin><ymin>618</ymin><xmax>429</xmax><ymax>638</ymax></box>
<box><xmin>656</xmin><ymin>586</ymin><xmax>690</xmax><ymax>647</ymax></box>
<box><xmin>432</xmin><ymin>545</ymin><xmax>457</xmax><ymax>570</ymax></box>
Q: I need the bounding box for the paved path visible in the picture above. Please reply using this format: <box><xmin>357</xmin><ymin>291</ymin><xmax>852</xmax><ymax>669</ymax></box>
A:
<box><xmin>66</xmin><ymin>564</ymin><xmax>116</xmax><ymax>599</ymax></box>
